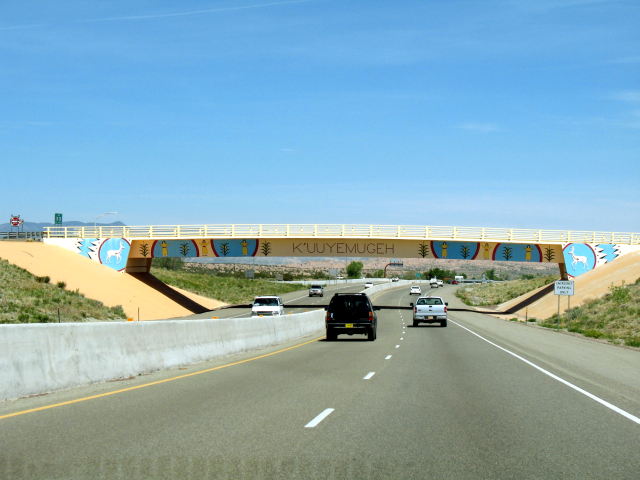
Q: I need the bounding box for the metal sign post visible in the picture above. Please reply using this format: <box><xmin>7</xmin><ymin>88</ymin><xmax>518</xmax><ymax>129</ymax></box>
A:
<box><xmin>554</xmin><ymin>280</ymin><xmax>575</xmax><ymax>323</ymax></box>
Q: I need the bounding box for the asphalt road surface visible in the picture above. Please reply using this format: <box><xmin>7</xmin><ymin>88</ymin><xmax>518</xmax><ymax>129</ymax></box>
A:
<box><xmin>1</xmin><ymin>284</ymin><xmax>639</xmax><ymax>479</ymax></box>
<box><xmin>184</xmin><ymin>281</ymin><xmax>373</xmax><ymax>320</ymax></box>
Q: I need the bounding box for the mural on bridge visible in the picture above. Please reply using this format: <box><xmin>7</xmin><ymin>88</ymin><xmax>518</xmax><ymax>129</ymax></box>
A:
<box><xmin>151</xmin><ymin>240</ymin><xmax>200</xmax><ymax>258</ymax></box>
<box><xmin>430</xmin><ymin>241</ymin><xmax>480</xmax><ymax>260</ymax></box>
<box><xmin>561</xmin><ymin>243</ymin><xmax>633</xmax><ymax>278</ymax></box>
<box><xmin>131</xmin><ymin>239</ymin><xmax>260</xmax><ymax>258</ymax></box>
<box><xmin>47</xmin><ymin>237</ymin><xmax>638</xmax><ymax>278</ymax></box>
<box><xmin>70</xmin><ymin>237</ymin><xmax>131</xmax><ymax>271</ymax></box>
<box><xmin>492</xmin><ymin>243</ymin><xmax>543</xmax><ymax>262</ymax></box>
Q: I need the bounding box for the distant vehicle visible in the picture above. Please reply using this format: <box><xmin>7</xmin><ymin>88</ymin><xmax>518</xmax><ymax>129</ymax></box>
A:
<box><xmin>409</xmin><ymin>285</ymin><xmax>422</xmax><ymax>295</ymax></box>
<box><xmin>325</xmin><ymin>293</ymin><xmax>379</xmax><ymax>341</ymax></box>
<box><xmin>391</xmin><ymin>277</ymin><xmax>400</xmax><ymax>282</ymax></box>
<box><xmin>411</xmin><ymin>296</ymin><xmax>448</xmax><ymax>327</ymax></box>
<box><xmin>454</xmin><ymin>275</ymin><xmax>465</xmax><ymax>284</ymax></box>
<box><xmin>336</xmin><ymin>275</ymin><xmax>344</xmax><ymax>280</ymax></box>
<box><xmin>430</xmin><ymin>278</ymin><xmax>439</xmax><ymax>288</ymax></box>
<box><xmin>308</xmin><ymin>285</ymin><xmax>324</xmax><ymax>297</ymax></box>
<box><xmin>451</xmin><ymin>280</ymin><xmax>459</xmax><ymax>285</ymax></box>
<box><xmin>251</xmin><ymin>296</ymin><xmax>284</xmax><ymax>316</ymax></box>
<box><xmin>437</xmin><ymin>279</ymin><xmax>444</xmax><ymax>287</ymax></box>
<box><xmin>364</xmin><ymin>281</ymin><xmax>374</xmax><ymax>288</ymax></box>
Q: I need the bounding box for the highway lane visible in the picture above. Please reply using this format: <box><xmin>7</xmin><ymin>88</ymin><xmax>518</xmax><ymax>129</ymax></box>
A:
<box><xmin>184</xmin><ymin>281</ymin><xmax>376</xmax><ymax>319</ymax></box>
<box><xmin>1</xmin><ymin>285</ymin><xmax>639</xmax><ymax>479</ymax></box>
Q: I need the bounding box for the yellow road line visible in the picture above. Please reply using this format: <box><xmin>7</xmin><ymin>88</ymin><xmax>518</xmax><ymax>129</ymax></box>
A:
<box><xmin>0</xmin><ymin>336</ymin><xmax>323</xmax><ymax>421</ymax></box>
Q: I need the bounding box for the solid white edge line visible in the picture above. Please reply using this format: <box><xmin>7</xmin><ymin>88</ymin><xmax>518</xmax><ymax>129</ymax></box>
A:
<box><xmin>385</xmin><ymin>355</ymin><xmax>392</xmax><ymax>360</ymax></box>
<box><xmin>305</xmin><ymin>408</ymin><xmax>335</xmax><ymax>428</ymax></box>
<box><xmin>450</xmin><ymin>319</ymin><xmax>640</xmax><ymax>426</ymax></box>
<box><xmin>363</xmin><ymin>372</ymin><xmax>375</xmax><ymax>380</ymax></box>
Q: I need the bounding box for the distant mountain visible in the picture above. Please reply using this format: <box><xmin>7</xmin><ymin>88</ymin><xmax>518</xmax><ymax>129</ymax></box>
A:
<box><xmin>0</xmin><ymin>221</ymin><xmax>127</xmax><ymax>232</ymax></box>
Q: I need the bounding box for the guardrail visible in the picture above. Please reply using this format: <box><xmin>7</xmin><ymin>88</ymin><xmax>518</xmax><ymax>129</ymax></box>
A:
<box><xmin>41</xmin><ymin>224</ymin><xmax>640</xmax><ymax>245</ymax></box>
<box><xmin>0</xmin><ymin>231</ymin><xmax>42</xmax><ymax>240</ymax></box>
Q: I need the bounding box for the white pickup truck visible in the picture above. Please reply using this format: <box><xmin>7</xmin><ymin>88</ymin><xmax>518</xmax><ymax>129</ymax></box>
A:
<box><xmin>410</xmin><ymin>296</ymin><xmax>448</xmax><ymax>327</ymax></box>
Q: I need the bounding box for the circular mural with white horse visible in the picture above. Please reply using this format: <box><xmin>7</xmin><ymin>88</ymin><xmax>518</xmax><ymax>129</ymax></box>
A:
<box><xmin>98</xmin><ymin>238</ymin><xmax>131</xmax><ymax>271</ymax></box>
<box><xmin>563</xmin><ymin>243</ymin><xmax>596</xmax><ymax>277</ymax></box>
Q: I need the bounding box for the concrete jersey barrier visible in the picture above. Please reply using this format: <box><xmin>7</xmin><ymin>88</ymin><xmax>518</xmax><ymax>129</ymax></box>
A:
<box><xmin>0</xmin><ymin>280</ymin><xmax>412</xmax><ymax>402</ymax></box>
<box><xmin>0</xmin><ymin>310</ymin><xmax>324</xmax><ymax>402</ymax></box>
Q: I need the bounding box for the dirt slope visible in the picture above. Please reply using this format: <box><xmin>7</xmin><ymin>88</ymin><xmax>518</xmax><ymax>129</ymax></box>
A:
<box><xmin>0</xmin><ymin>241</ymin><xmax>225</xmax><ymax>320</ymax></box>
<box><xmin>499</xmin><ymin>251</ymin><xmax>640</xmax><ymax>320</ymax></box>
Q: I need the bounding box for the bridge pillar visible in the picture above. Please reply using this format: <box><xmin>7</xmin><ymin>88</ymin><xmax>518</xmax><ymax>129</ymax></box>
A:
<box><xmin>558</xmin><ymin>262</ymin><xmax>568</xmax><ymax>280</ymax></box>
<box><xmin>125</xmin><ymin>257</ymin><xmax>152</xmax><ymax>273</ymax></box>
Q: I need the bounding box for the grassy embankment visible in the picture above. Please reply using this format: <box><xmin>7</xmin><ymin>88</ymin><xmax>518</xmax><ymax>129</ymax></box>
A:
<box><xmin>455</xmin><ymin>276</ymin><xmax>558</xmax><ymax>306</ymax></box>
<box><xmin>0</xmin><ymin>258</ymin><xmax>126</xmax><ymax>324</ymax></box>
<box><xmin>456</xmin><ymin>274</ymin><xmax>640</xmax><ymax>347</ymax></box>
<box><xmin>151</xmin><ymin>267</ymin><xmax>306</xmax><ymax>305</ymax></box>
<box><xmin>539</xmin><ymin>280</ymin><xmax>640</xmax><ymax>348</ymax></box>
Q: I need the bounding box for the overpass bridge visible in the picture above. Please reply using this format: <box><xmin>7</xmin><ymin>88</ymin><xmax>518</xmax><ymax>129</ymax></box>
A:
<box><xmin>43</xmin><ymin>223</ymin><xmax>640</xmax><ymax>279</ymax></box>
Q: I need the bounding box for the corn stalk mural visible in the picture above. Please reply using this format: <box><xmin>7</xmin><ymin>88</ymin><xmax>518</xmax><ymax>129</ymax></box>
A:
<box><xmin>179</xmin><ymin>242</ymin><xmax>191</xmax><ymax>257</ymax></box>
<box><xmin>138</xmin><ymin>243</ymin><xmax>150</xmax><ymax>257</ymax></box>
<box><xmin>502</xmin><ymin>246</ymin><xmax>513</xmax><ymax>261</ymax></box>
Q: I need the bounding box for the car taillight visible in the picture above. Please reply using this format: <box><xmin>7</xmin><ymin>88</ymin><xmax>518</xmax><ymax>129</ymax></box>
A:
<box><xmin>444</xmin><ymin>306</ymin><xmax>448</xmax><ymax>313</ymax></box>
<box><xmin>325</xmin><ymin>312</ymin><xmax>331</xmax><ymax>322</ymax></box>
<box><xmin>413</xmin><ymin>306</ymin><xmax>417</xmax><ymax>313</ymax></box>
<box><xmin>368</xmin><ymin>311</ymin><xmax>374</xmax><ymax>321</ymax></box>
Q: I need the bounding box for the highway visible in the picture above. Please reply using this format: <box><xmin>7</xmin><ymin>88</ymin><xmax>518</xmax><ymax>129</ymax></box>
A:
<box><xmin>1</xmin><ymin>284</ymin><xmax>639</xmax><ymax>479</ymax></box>
<box><xmin>185</xmin><ymin>280</ymin><xmax>372</xmax><ymax>320</ymax></box>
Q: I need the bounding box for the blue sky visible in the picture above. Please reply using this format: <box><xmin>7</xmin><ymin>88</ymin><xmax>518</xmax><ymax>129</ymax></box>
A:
<box><xmin>1</xmin><ymin>0</ymin><xmax>639</xmax><ymax>231</ymax></box>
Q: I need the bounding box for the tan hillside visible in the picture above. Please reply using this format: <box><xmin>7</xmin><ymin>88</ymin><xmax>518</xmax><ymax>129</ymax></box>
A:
<box><xmin>500</xmin><ymin>251</ymin><xmax>640</xmax><ymax>320</ymax></box>
<box><xmin>0</xmin><ymin>241</ymin><xmax>225</xmax><ymax>320</ymax></box>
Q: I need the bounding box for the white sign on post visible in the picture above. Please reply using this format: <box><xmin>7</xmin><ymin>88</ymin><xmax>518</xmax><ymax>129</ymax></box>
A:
<box><xmin>554</xmin><ymin>280</ymin><xmax>575</xmax><ymax>296</ymax></box>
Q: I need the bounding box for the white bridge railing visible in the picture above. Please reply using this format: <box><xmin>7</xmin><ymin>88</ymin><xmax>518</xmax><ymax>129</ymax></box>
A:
<box><xmin>42</xmin><ymin>224</ymin><xmax>640</xmax><ymax>245</ymax></box>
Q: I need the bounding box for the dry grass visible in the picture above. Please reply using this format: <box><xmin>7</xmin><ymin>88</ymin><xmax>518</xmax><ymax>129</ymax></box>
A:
<box><xmin>455</xmin><ymin>276</ymin><xmax>558</xmax><ymax>306</ymax></box>
<box><xmin>0</xmin><ymin>259</ymin><xmax>126</xmax><ymax>323</ymax></box>
<box><xmin>151</xmin><ymin>267</ymin><xmax>306</xmax><ymax>304</ymax></box>
<box><xmin>540</xmin><ymin>280</ymin><xmax>640</xmax><ymax>348</ymax></box>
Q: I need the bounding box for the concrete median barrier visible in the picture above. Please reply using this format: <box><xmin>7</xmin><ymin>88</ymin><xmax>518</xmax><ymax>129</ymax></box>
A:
<box><xmin>0</xmin><ymin>310</ymin><xmax>324</xmax><ymax>402</ymax></box>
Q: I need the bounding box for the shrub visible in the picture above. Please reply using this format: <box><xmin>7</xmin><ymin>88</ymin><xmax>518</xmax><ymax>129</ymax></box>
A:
<box><xmin>624</xmin><ymin>337</ymin><xmax>640</xmax><ymax>348</ymax></box>
<box><xmin>56</xmin><ymin>281</ymin><xmax>66</xmax><ymax>289</ymax></box>
<box><xmin>583</xmin><ymin>330</ymin><xmax>604</xmax><ymax>339</ymax></box>
<box><xmin>609</xmin><ymin>284</ymin><xmax>631</xmax><ymax>304</ymax></box>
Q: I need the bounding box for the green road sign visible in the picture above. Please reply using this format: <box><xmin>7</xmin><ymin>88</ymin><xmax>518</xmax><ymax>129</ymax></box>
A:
<box><xmin>54</xmin><ymin>213</ymin><xmax>63</xmax><ymax>225</ymax></box>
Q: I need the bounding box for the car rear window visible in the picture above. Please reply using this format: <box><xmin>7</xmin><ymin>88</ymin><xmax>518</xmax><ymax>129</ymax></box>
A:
<box><xmin>311</xmin><ymin>285</ymin><xmax>322</xmax><ymax>289</ymax></box>
<box><xmin>330</xmin><ymin>297</ymin><xmax>371</xmax><ymax>314</ymax></box>
<box><xmin>254</xmin><ymin>298</ymin><xmax>278</xmax><ymax>306</ymax></box>
<box><xmin>416</xmin><ymin>298</ymin><xmax>443</xmax><ymax>305</ymax></box>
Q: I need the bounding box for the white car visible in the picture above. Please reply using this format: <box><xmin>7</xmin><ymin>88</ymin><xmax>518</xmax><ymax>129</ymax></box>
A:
<box><xmin>364</xmin><ymin>281</ymin><xmax>374</xmax><ymax>288</ymax></box>
<box><xmin>437</xmin><ymin>280</ymin><xmax>444</xmax><ymax>287</ymax></box>
<box><xmin>409</xmin><ymin>285</ymin><xmax>422</xmax><ymax>295</ymax></box>
<box><xmin>391</xmin><ymin>277</ymin><xmax>400</xmax><ymax>282</ymax></box>
<box><xmin>251</xmin><ymin>296</ymin><xmax>284</xmax><ymax>316</ymax></box>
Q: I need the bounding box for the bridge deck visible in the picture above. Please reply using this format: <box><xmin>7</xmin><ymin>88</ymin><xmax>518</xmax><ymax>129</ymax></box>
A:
<box><xmin>42</xmin><ymin>224</ymin><xmax>640</xmax><ymax>245</ymax></box>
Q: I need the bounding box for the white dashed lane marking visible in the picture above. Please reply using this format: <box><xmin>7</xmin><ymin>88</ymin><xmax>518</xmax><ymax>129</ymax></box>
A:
<box><xmin>363</xmin><ymin>372</ymin><xmax>376</xmax><ymax>380</ymax></box>
<box><xmin>305</xmin><ymin>408</ymin><xmax>335</xmax><ymax>428</ymax></box>
<box><xmin>385</xmin><ymin>355</ymin><xmax>392</xmax><ymax>360</ymax></box>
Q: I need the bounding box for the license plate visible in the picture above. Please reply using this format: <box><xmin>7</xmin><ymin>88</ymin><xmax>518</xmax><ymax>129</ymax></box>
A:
<box><xmin>345</xmin><ymin>323</ymin><xmax>353</xmax><ymax>328</ymax></box>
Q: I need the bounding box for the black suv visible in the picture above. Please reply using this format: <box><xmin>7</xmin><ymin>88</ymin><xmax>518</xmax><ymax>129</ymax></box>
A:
<box><xmin>325</xmin><ymin>293</ymin><xmax>379</xmax><ymax>341</ymax></box>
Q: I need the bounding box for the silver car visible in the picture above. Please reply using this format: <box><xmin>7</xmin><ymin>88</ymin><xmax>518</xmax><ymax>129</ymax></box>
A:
<box><xmin>308</xmin><ymin>285</ymin><xmax>324</xmax><ymax>297</ymax></box>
